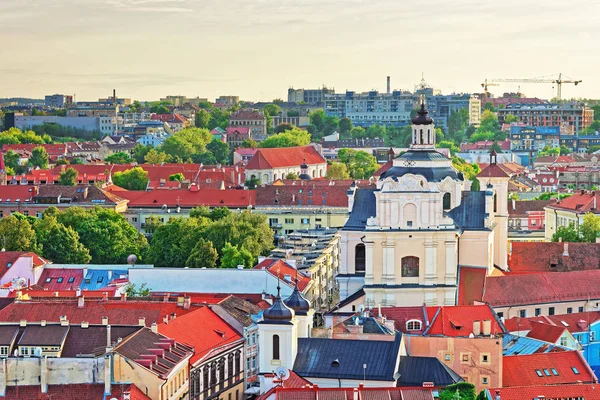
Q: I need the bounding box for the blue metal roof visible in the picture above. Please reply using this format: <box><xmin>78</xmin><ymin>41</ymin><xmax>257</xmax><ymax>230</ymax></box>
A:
<box><xmin>448</xmin><ymin>191</ymin><xmax>488</xmax><ymax>231</ymax></box>
<box><xmin>502</xmin><ymin>333</ymin><xmax>570</xmax><ymax>356</ymax></box>
<box><xmin>80</xmin><ymin>269</ymin><xmax>127</xmax><ymax>291</ymax></box>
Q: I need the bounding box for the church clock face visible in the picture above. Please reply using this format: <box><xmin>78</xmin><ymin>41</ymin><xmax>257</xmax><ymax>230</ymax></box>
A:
<box><xmin>403</xmin><ymin>159</ymin><xmax>416</xmax><ymax>168</ymax></box>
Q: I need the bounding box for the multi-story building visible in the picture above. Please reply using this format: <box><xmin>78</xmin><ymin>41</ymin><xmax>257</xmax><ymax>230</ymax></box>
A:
<box><xmin>425</xmin><ymin>93</ymin><xmax>476</xmax><ymax>131</ymax></box>
<box><xmin>44</xmin><ymin>94</ymin><xmax>73</xmax><ymax>108</ymax></box>
<box><xmin>229</xmin><ymin>109</ymin><xmax>267</xmax><ymax>139</ymax></box>
<box><xmin>160</xmin><ymin>95</ymin><xmax>207</xmax><ymax>106</ymax></box>
<box><xmin>245</xmin><ymin>145</ymin><xmax>327</xmax><ymax>184</ymax></box>
<box><xmin>287</xmin><ymin>87</ymin><xmax>334</xmax><ymax>105</ymax></box>
<box><xmin>216</xmin><ymin>95</ymin><xmax>239</xmax><ymax>106</ymax></box>
<box><xmin>13</xmin><ymin>114</ymin><xmax>108</xmax><ymax>133</ymax></box>
<box><xmin>544</xmin><ymin>190</ymin><xmax>600</xmax><ymax>239</ymax></box>
<box><xmin>469</xmin><ymin>95</ymin><xmax>482</xmax><ymax>126</ymax></box>
<box><xmin>498</xmin><ymin>103</ymin><xmax>594</xmax><ymax>134</ymax></box>
<box><xmin>324</xmin><ymin>90</ymin><xmax>414</xmax><ymax>127</ymax></box>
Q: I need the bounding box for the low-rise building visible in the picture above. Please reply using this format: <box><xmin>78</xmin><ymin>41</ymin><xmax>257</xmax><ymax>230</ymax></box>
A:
<box><xmin>226</xmin><ymin>127</ymin><xmax>251</xmax><ymax>148</ymax></box>
<box><xmin>245</xmin><ymin>145</ymin><xmax>327</xmax><ymax>184</ymax></box>
<box><xmin>544</xmin><ymin>190</ymin><xmax>600</xmax><ymax>240</ymax></box>
<box><xmin>507</xmin><ymin>199</ymin><xmax>553</xmax><ymax>241</ymax></box>
<box><xmin>229</xmin><ymin>109</ymin><xmax>267</xmax><ymax>139</ymax></box>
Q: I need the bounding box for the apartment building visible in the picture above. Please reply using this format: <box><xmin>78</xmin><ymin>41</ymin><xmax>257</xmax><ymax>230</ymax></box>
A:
<box><xmin>498</xmin><ymin>103</ymin><xmax>594</xmax><ymax>134</ymax></box>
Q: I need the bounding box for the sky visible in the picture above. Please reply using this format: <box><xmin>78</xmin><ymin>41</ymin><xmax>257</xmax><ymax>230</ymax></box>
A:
<box><xmin>0</xmin><ymin>0</ymin><xmax>599</xmax><ymax>102</ymax></box>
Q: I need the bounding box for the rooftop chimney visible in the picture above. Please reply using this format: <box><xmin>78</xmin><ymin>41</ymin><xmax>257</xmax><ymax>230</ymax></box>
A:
<box><xmin>106</xmin><ymin>325</ymin><xmax>112</xmax><ymax>348</ymax></box>
<box><xmin>482</xmin><ymin>319</ymin><xmax>492</xmax><ymax>336</ymax></box>
<box><xmin>151</xmin><ymin>322</ymin><xmax>158</xmax><ymax>333</ymax></box>
<box><xmin>40</xmin><ymin>320</ymin><xmax>46</xmax><ymax>327</ymax></box>
<box><xmin>102</xmin><ymin>316</ymin><xmax>108</xmax><ymax>326</ymax></box>
<box><xmin>386</xmin><ymin>76</ymin><xmax>391</xmax><ymax>95</ymax></box>
<box><xmin>138</xmin><ymin>317</ymin><xmax>146</xmax><ymax>327</ymax></box>
<box><xmin>104</xmin><ymin>354</ymin><xmax>111</xmax><ymax>396</ymax></box>
<box><xmin>563</xmin><ymin>243</ymin><xmax>569</xmax><ymax>257</ymax></box>
<box><xmin>473</xmin><ymin>320</ymin><xmax>481</xmax><ymax>336</ymax></box>
<box><xmin>81</xmin><ymin>321</ymin><xmax>89</xmax><ymax>328</ymax></box>
<box><xmin>78</xmin><ymin>296</ymin><xmax>85</xmax><ymax>309</ymax></box>
<box><xmin>60</xmin><ymin>318</ymin><xmax>69</xmax><ymax>327</ymax></box>
<box><xmin>40</xmin><ymin>356</ymin><xmax>48</xmax><ymax>394</ymax></box>
<box><xmin>512</xmin><ymin>198</ymin><xmax>516</xmax><ymax>211</ymax></box>
<box><xmin>19</xmin><ymin>320</ymin><xmax>26</xmax><ymax>327</ymax></box>
<box><xmin>183</xmin><ymin>297</ymin><xmax>191</xmax><ymax>310</ymax></box>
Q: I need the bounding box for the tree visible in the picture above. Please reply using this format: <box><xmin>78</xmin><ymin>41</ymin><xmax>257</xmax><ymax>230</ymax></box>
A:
<box><xmin>245</xmin><ymin>177</ymin><xmax>260</xmax><ymax>189</ymax></box>
<box><xmin>149</xmin><ymin>102</ymin><xmax>170</xmax><ymax>114</ymax></box>
<box><xmin>143</xmin><ymin>215</ymin><xmax>163</xmax><ymax>235</ymax></box>
<box><xmin>264</xmin><ymin>104</ymin><xmax>281</xmax><ymax>117</ymax></box>
<box><xmin>552</xmin><ymin>222</ymin><xmax>581</xmax><ymax>242</ymax></box>
<box><xmin>505</xmin><ymin>113</ymin><xmax>519</xmax><ymax>123</ymax></box>
<box><xmin>337</xmin><ymin>148</ymin><xmax>380</xmax><ymax>179</ymax></box>
<box><xmin>326</xmin><ymin>162</ymin><xmax>351</xmax><ymax>179</ymax></box>
<box><xmin>259</xmin><ymin>127</ymin><xmax>311</xmax><ymax>148</ymax></box>
<box><xmin>241</xmin><ymin>138</ymin><xmax>258</xmax><ymax>148</ymax></box>
<box><xmin>59</xmin><ymin>167</ymin><xmax>78</xmax><ymax>186</ymax></box>
<box><xmin>310</xmin><ymin>110</ymin><xmax>325</xmax><ymax>132</ymax></box>
<box><xmin>147</xmin><ymin>217</ymin><xmax>209</xmax><ymax>267</ymax></box>
<box><xmin>579</xmin><ymin>212</ymin><xmax>600</xmax><ymax>242</ymax></box>
<box><xmin>185</xmin><ymin>238</ymin><xmax>218</xmax><ymax>268</ymax></box>
<box><xmin>198</xmin><ymin>101</ymin><xmax>213</xmax><ymax>110</ymax></box>
<box><xmin>0</xmin><ymin>215</ymin><xmax>39</xmax><ymax>252</ymax></box>
<box><xmin>560</xmin><ymin>145</ymin><xmax>570</xmax><ymax>155</ymax></box>
<box><xmin>105</xmin><ymin>151</ymin><xmax>132</xmax><ymax>164</ymax></box>
<box><xmin>209</xmin><ymin>207</ymin><xmax>232</xmax><ymax>221</ymax></box>
<box><xmin>144</xmin><ymin>148</ymin><xmax>167</xmax><ymax>164</ymax></box>
<box><xmin>169</xmin><ymin>173</ymin><xmax>185</xmax><ymax>182</ymax></box>
<box><xmin>286</xmin><ymin>172</ymin><xmax>299</xmax><ymax>180</ymax></box>
<box><xmin>489</xmin><ymin>141</ymin><xmax>503</xmax><ymax>154</ymax></box>
<box><xmin>55</xmin><ymin>158</ymin><xmax>69</xmax><ymax>166</ymax></box>
<box><xmin>112</xmin><ymin>167</ymin><xmax>149</xmax><ymax>190</ymax></box>
<box><xmin>29</xmin><ymin>146</ymin><xmax>49</xmax><ymax>169</ymax></box>
<box><xmin>35</xmin><ymin>216</ymin><xmax>91</xmax><ymax>263</ymax></box>
<box><xmin>452</xmin><ymin>155</ymin><xmax>481</xmax><ymax>180</ymax></box>
<box><xmin>160</xmin><ymin>127</ymin><xmax>212</xmax><ymax>160</ymax></box>
<box><xmin>71</xmin><ymin>157</ymin><xmax>84</xmax><ymax>164</ymax></box>
<box><xmin>437</xmin><ymin>140</ymin><xmax>461</xmax><ymax>155</ymax></box>
<box><xmin>447</xmin><ymin>108</ymin><xmax>469</xmax><ymax>144</ymax></box>
<box><xmin>366</xmin><ymin>124</ymin><xmax>386</xmax><ymax>139</ymax></box>
<box><xmin>192</xmin><ymin>151</ymin><xmax>217</xmax><ymax>165</ymax></box>
<box><xmin>339</xmin><ymin>118</ymin><xmax>352</xmax><ymax>135</ymax></box>
<box><xmin>476</xmin><ymin>110</ymin><xmax>502</xmax><ymax>141</ymax></box>
<box><xmin>274</xmin><ymin>123</ymin><xmax>294</xmax><ymax>134</ymax></box>
<box><xmin>206</xmin><ymin>139</ymin><xmax>229</xmax><ymax>164</ymax></box>
<box><xmin>195</xmin><ymin>109</ymin><xmax>212</xmax><ymax>129</ymax></box>
<box><xmin>132</xmin><ymin>143</ymin><xmax>152</xmax><ymax>164</ymax></box>
<box><xmin>471</xmin><ymin>178</ymin><xmax>481</xmax><ymax>191</ymax></box>
<box><xmin>350</xmin><ymin>126</ymin><xmax>367</xmax><ymax>139</ymax></box>
<box><xmin>56</xmin><ymin>207</ymin><xmax>149</xmax><ymax>264</ymax></box>
<box><xmin>483</xmin><ymin>102</ymin><xmax>497</xmax><ymax>112</ymax></box>
<box><xmin>220</xmin><ymin>242</ymin><xmax>253</xmax><ymax>268</ymax></box>
<box><xmin>438</xmin><ymin>382</ymin><xmax>476</xmax><ymax>400</ymax></box>
<box><xmin>124</xmin><ymin>282</ymin><xmax>151</xmax><ymax>297</ymax></box>
<box><xmin>3</xmin><ymin>150</ymin><xmax>20</xmax><ymax>171</ymax></box>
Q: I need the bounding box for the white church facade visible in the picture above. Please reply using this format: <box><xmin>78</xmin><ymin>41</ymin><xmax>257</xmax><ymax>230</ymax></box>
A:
<box><xmin>337</xmin><ymin>102</ymin><xmax>510</xmax><ymax>307</ymax></box>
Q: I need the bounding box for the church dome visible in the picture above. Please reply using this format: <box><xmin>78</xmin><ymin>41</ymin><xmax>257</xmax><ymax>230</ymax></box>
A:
<box><xmin>263</xmin><ymin>286</ymin><xmax>295</xmax><ymax>321</ymax></box>
<box><xmin>284</xmin><ymin>285</ymin><xmax>310</xmax><ymax>315</ymax></box>
<box><xmin>380</xmin><ymin>150</ymin><xmax>463</xmax><ymax>182</ymax></box>
<box><xmin>411</xmin><ymin>102</ymin><xmax>433</xmax><ymax>125</ymax></box>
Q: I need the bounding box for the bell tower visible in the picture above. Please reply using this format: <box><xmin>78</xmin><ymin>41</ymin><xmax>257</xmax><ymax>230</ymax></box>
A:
<box><xmin>411</xmin><ymin>99</ymin><xmax>436</xmax><ymax>150</ymax></box>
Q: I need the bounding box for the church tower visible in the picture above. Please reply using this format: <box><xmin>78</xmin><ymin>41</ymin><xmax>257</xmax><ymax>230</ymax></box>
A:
<box><xmin>411</xmin><ymin>101</ymin><xmax>436</xmax><ymax>150</ymax></box>
<box><xmin>257</xmin><ymin>285</ymin><xmax>298</xmax><ymax>374</ymax></box>
<box><xmin>284</xmin><ymin>278</ymin><xmax>314</xmax><ymax>338</ymax></box>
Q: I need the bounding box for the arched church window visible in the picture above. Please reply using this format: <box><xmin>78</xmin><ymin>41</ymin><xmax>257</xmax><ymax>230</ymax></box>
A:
<box><xmin>273</xmin><ymin>335</ymin><xmax>280</xmax><ymax>360</ymax></box>
<box><xmin>355</xmin><ymin>244</ymin><xmax>366</xmax><ymax>273</ymax></box>
<box><xmin>401</xmin><ymin>256</ymin><xmax>419</xmax><ymax>277</ymax></box>
<box><xmin>443</xmin><ymin>192</ymin><xmax>451</xmax><ymax>210</ymax></box>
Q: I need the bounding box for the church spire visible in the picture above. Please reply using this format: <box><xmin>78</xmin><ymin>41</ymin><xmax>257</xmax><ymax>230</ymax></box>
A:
<box><xmin>410</xmin><ymin>98</ymin><xmax>435</xmax><ymax>149</ymax></box>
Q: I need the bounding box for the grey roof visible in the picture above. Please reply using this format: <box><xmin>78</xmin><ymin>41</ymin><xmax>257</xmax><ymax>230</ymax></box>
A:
<box><xmin>448</xmin><ymin>191</ymin><xmax>488</xmax><ymax>231</ymax></box>
<box><xmin>343</xmin><ymin>189</ymin><xmax>376</xmax><ymax>231</ymax></box>
<box><xmin>502</xmin><ymin>333</ymin><xmax>570</xmax><ymax>356</ymax></box>
<box><xmin>395</xmin><ymin>356</ymin><xmax>463</xmax><ymax>387</ymax></box>
<box><xmin>293</xmin><ymin>333</ymin><xmax>401</xmax><ymax>381</ymax></box>
<box><xmin>343</xmin><ymin>316</ymin><xmax>394</xmax><ymax>335</ymax></box>
<box><xmin>380</xmin><ymin>151</ymin><xmax>463</xmax><ymax>183</ymax></box>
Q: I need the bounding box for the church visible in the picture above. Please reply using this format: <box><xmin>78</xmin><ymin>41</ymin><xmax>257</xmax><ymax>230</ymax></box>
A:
<box><xmin>337</xmin><ymin>102</ymin><xmax>510</xmax><ymax>307</ymax></box>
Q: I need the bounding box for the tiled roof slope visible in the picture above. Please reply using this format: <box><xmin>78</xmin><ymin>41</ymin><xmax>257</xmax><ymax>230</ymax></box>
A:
<box><xmin>488</xmin><ymin>384</ymin><xmax>600</xmax><ymax>400</ymax></box>
<box><xmin>457</xmin><ymin>266</ymin><xmax>487</xmax><ymax>306</ymax></box>
<box><xmin>254</xmin><ymin>259</ymin><xmax>311</xmax><ymax>291</ymax></box>
<box><xmin>246</xmin><ymin>146</ymin><xmax>326</xmax><ymax>170</ymax></box>
<box><xmin>507</xmin><ymin>199</ymin><xmax>554</xmax><ymax>216</ymax></box>
<box><xmin>508</xmin><ymin>242</ymin><xmax>600</xmax><ymax>273</ymax></box>
<box><xmin>3</xmin><ymin>384</ymin><xmax>151</xmax><ymax>400</ymax></box>
<box><xmin>216</xmin><ymin>295</ymin><xmax>261</xmax><ymax>328</ymax></box>
<box><xmin>504</xmin><ymin>312</ymin><xmax>600</xmax><ymax>334</ymax></box>
<box><xmin>158</xmin><ymin>306</ymin><xmax>242</xmax><ymax>364</ymax></box>
<box><xmin>424</xmin><ymin>305</ymin><xmax>505</xmax><ymax>337</ymax></box>
<box><xmin>255</xmin><ymin>184</ymin><xmax>349</xmax><ymax>207</ymax></box>
<box><xmin>502</xmin><ymin>351</ymin><xmax>596</xmax><ymax>387</ymax></box>
<box><xmin>547</xmin><ymin>191</ymin><xmax>600</xmax><ymax>213</ymax></box>
<box><xmin>525</xmin><ymin>321</ymin><xmax>567</xmax><ymax>343</ymax></box>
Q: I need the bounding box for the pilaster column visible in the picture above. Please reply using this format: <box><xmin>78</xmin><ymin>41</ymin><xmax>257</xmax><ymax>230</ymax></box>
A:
<box><xmin>365</xmin><ymin>241</ymin><xmax>374</xmax><ymax>285</ymax></box>
<box><xmin>445</xmin><ymin>240</ymin><xmax>457</xmax><ymax>285</ymax></box>
<box><xmin>382</xmin><ymin>241</ymin><xmax>395</xmax><ymax>282</ymax></box>
<box><xmin>424</xmin><ymin>241</ymin><xmax>437</xmax><ymax>285</ymax></box>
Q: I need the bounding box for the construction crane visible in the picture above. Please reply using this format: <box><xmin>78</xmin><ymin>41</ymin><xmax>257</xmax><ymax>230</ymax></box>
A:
<box><xmin>480</xmin><ymin>79</ymin><xmax>500</xmax><ymax>105</ymax></box>
<box><xmin>490</xmin><ymin>73</ymin><xmax>582</xmax><ymax>101</ymax></box>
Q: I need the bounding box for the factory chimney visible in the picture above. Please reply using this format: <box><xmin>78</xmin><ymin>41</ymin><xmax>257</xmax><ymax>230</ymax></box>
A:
<box><xmin>387</xmin><ymin>76</ymin><xmax>391</xmax><ymax>94</ymax></box>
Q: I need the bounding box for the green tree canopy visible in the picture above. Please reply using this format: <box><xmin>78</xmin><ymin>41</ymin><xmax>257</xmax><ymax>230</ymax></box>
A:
<box><xmin>326</xmin><ymin>162</ymin><xmax>351</xmax><ymax>179</ymax></box>
<box><xmin>451</xmin><ymin>155</ymin><xmax>481</xmax><ymax>180</ymax></box>
<box><xmin>220</xmin><ymin>242</ymin><xmax>253</xmax><ymax>269</ymax></box>
<box><xmin>259</xmin><ymin>127</ymin><xmax>311</xmax><ymax>148</ymax></box>
<box><xmin>55</xmin><ymin>206</ymin><xmax>148</xmax><ymax>263</ymax></box>
<box><xmin>552</xmin><ymin>223</ymin><xmax>581</xmax><ymax>243</ymax></box>
<box><xmin>339</xmin><ymin>118</ymin><xmax>352</xmax><ymax>135</ymax></box>
<box><xmin>29</xmin><ymin>146</ymin><xmax>49</xmax><ymax>169</ymax></box>
<box><xmin>264</xmin><ymin>104</ymin><xmax>281</xmax><ymax>117</ymax></box>
<box><xmin>132</xmin><ymin>143</ymin><xmax>153</xmax><ymax>164</ymax></box>
<box><xmin>439</xmin><ymin>382</ymin><xmax>476</xmax><ymax>400</ymax></box>
<box><xmin>337</xmin><ymin>148</ymin><xmax>380</xmax><ymax>179</ymax></box>
<box><xmin>59</xmin><ymin>167</ymin><xmax>78</xmax><ymax>186</ymax></box>
<box><xmin>579</xmin><ymin>212</ymin><xmax>600</xmax><ymax>242</ymax></box>
<box><xmin>185</xmin><ymin>238</ymin><xmax>218</xmax><ymax>268</ymax></box>
<box><xmin>0</xmin><ymin>214</ymin><xmax>40</xmax><ymax>252</ymax></box>
<box><xmin>206</xmin><ymin>139</ymin><xmax>229</xmax><ymax>164</ymax></box>
<box><xmin>35</xmin><ymin>216</ymin><xmax>91</xmax><ymax>263</ymax></box>
<box><xmin>286</xmin><ymin>172</ymin><xmax>299</xmax><ymax>180</ymax></box>
<box><xmin>105</xmin><ymin>151</ymin><xmax>132</xmax><ymax>164</ymax></box>
<box><xmin>195</xmin><ymin>109</ymin><xmax>212</xmax><ymax>129</ymax></box>
<box><xmin>160</xmin><ymin>127</ymin><xmax>212</xmax><ymax>159</ymax></box>
<box><xmin>144</xmin><ymin>148</ymin><xmax>167</xmax><ymax>164</ymax></box>
<box><xmin>169</xmin><ymin>173</ymin><xmax>185</xmax><ymax>182</ymax></box>
<box><xmin>147</xmin><ymin>217</ymin><xmax>208</xmax><ymax>268</ymax></box>
<box><xmin>275</xmin><ymin>123</ymin><xmax>294</xmax><ymax>134</ymax></box>
<box><xmin>112</xmin><ymin>167</ymin><xmax>149</xmax><ymax>190</ymax></box>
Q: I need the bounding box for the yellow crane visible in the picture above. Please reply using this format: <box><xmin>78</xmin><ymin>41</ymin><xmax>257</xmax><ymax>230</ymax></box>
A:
<box><xmin>490</xmin><ymin>73</ymin><xmax>582</xmax><ymax>101</ymax></box>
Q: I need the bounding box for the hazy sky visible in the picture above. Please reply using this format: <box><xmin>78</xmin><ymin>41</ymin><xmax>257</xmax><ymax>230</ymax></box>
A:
<box><xmin>1</xmin><ymin>0</ymin><xmax>598</xmax><ymax>102</ymax></box>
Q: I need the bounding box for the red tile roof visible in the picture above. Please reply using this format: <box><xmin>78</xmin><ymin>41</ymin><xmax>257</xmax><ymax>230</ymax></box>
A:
<box><xmin>118</xmin><ymin>188</ymin><xmax>255</xmax><ymax>208</ymax></box>
<box><xmin>158</xmin><ymin>306</ymin><xmax>242</xmax><ymax>364</ymax></box>
<box><xmin>255</xmin><ymin>182</ymin><xmax>349</xmax><ymax>207</ymax></box>
<box><xmin>226</xmin><ymin>127</ymin><xmax>251</xmax><ymax>135</ymax></box>
<box><xmin>502</xmin><ymin>351</ymin><xmax>596</xmax><ymax>387</ymax></box>
<box><xmin>488</xmin><ymin>384</ymin><xmax>600</xmax><ymax>400</ymax></box>
<box><xmin>483</xmin><ymin>269</ymin><xmax>600</xmax><ymax>307</ymax></box>
<box><xmin>3</xmin><ymin>384</ymin><xmax>151</xmax><ymax>400</ymax></box>
<box><xmin>477</xmin><ymin>163</ymin><xmax>511</xmax><ymax>178</ymax></box>
<box><xmin>508</xmin><ymin>242</ymin><xmax>600</xmax><ymax>274</ymax></box>
<box><xmin>373</xmin><ymin>161</ymin><xmax>393</xmax><ymax>177</ymax></box>
<box><xmin>460</xmin><ymin>140</ymin><xmax>511</xmax><ymax>152</ymax></box>
<box><xmin>547</xmin><ymin>191</ymin><xmax>600</xmax><ymax>213</ymax></box>
<box><xmin>253</xmin><ymin>259</ymin><xmax>311</xmax><ymax>291</ymax></box>
<box><xmin>150</xmin><ymin>113</ymin><xmax>187</xmax><ymax>123</ymax></box>
<box><xmin>525</xmin><ymin>321</ymin><xmax>568</xmax><ymax>343</ymax></box>
<box><xmin>230</xmin><ymin>109</ymin><xmax>265</xmax><ymax>120</ymax></box>
<box><xmin>457</xmin><ymin>266</ymin><xmax>487</xmax><ymax>306</ymax></box>
<box><xmin>257</xmin><ymin>371</ymin><xmax>313</xmax><ymax>400</ymax></box>
<box><xmin>0</xmin><ymin>185</ymin><xmax>37</xmax><ymax>203</ymax></box>
<box><xmin>504</xmin><ymin>312</ymin><xmax>600</xmax><ymax>334</ymax></box>
<box><xmin>0</xmin><ymin>298</ymin><xmax>198</xmax><ymax>324</ymax></box>
<box><xmin>246</xmin><ymin>146</ymin><xmax>326</xmax><ymax>170</ymax></box>
<box><xmin>37</xmin><ymin>269</ymin><xmax>84</xmax><ymax>291</ymax></box>
<box><xmin>424</xmin><ymin>305</ymin><xmax>504</xmax><ymax>337</ymax></box>
<box><xmin>377</xmin><ymin>306</ymin><xmax>426</xmax><ymax>334</ymax></box>
<box><xmin>272</xmin><ymin>387</ymin><xmax>436</xmax><ymax>400</ymax></box>
<box><xmin>507</xmin><ymin>199</ymin><xmax>555</xmax><ymax>217</ymax></box>
<box><xmin>2</xmin><ymin>143</ymin><xmax>67</xmax><ymax>156</ymax></box>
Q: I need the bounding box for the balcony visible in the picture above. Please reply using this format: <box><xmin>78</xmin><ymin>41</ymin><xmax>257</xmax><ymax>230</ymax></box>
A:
<box><xmin>270</xmin><ymin>223</ymin><xmax>282</xmax><ymax>229</ymax></box>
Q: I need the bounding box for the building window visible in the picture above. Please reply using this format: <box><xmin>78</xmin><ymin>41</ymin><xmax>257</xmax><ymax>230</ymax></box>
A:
<box><xmin>301</xmin><ymin>218</ymin><xmax>309</xmax><ymax>224</ymax></box>
<box><xmin>535</xmin><ymin>308</ymin><xmax>541</xmax><ymax>316</ymax></box>
<box><xmin>535</xmin><ymin>369</ymin><xmax>543</xmax><ymax>377</ymax></box>
<box><xmin>481</xmin><ymin>377</ymin><xmax>488</xmax><ymax>385</ymax></box>
<box><xmin>572</xmin><ymin>367</ymin><xmax>580</xmax><ymax>375</ymax></box>
<box><xmin>0</xmin><ymin>347</ymin><xmax>8</xmax><ymax>356</ymax></box>
<box><xmin>285</xmin><ymin>218</ymin><xmax>294</xmax><ymax>224</ymax></box>
<box><xmin>497</xmin><ymin>312</ymin><xmax>503</xmax><ymax>319</ymax></box>
<box><xmin>560</xmin><ymin>337</ymin><xmax>568</xmax><ymax>347</ymax></box>
<box><xmin>401</xmin><ymin>256</ymin><xmax>419</xmax><ymax>277</ymax></box>
<box><xmin>68</xmin><ymin>277</ymin><xmax>75</xmax><ymax>283</ymax></box>
<box><xmin>445</xmin><ymin>354</ymin><xmax>451</xmax><ymax>361</ymax></box>
<box><xmin>355</xmin><ymin>244</ymin><xmax>366</xmax><ymax>273</ymax></box>
<box><xmin>443</xmin><ymin>192</ymin><xmax>451</xmax><ymax>210</ymax></box>
<box><xmin>579</xmin><ymin>306</ymin><xmax>585</xmax><ymax>313</ymax></box>
<box><xmin>481</xmin><ymin>354</ymin><xmax>489</xmax><ymax>363</ymax></box>
<box><xmin>548</xmin><ymin>307</ymin><xmax>555</xmax><ymax>316</ymax></box>
<box><xmin>461</xmin><ymin>354</ymin><xmax>469</xmax><ymax>363</ymax></box>
<box><xmin>567</xmin><ymin>307</ymin><xmax>573</xmax><ymax>314</ymax></box>
<box><xmin>272</xmin><ymin>335</ymin><xmax>280</xmax><ymax>360</ymax></box>
<box><xmin>519</xmin><ymin>310</ymin><xmax>526</xmax><ymax>318</ymax></box>
<box><xmin>57</xmin><ymin>278</ymin><xmax>63</xmax><ymax>283</ymax></box>
<box><xmin>406</xmin><ymin>320</ymin><xmax>422</xmax><ymax>331</ymax></box>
